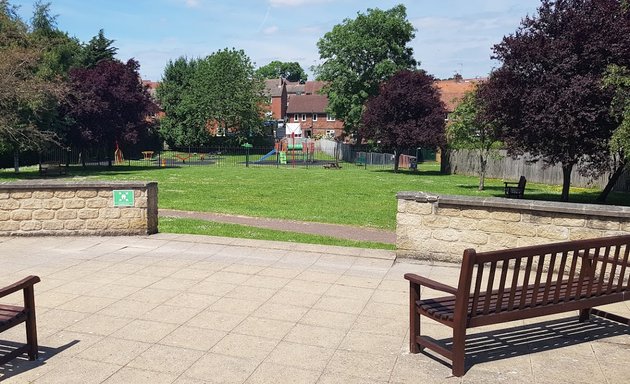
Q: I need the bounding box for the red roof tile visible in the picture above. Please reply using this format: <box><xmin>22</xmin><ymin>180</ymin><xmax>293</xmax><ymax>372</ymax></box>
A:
<box><xmin>435</xmin><ymin>79</ymin><xmax>484</xmax><ymax>112</ymax></box>
<box><xmin>286</xmin><ymin>94</ymin><xmax>329</xmax><ymax>114</ymax></box>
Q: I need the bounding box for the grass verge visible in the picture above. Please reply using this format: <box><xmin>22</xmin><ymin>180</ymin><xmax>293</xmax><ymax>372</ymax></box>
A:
<box><xmin>159</xmin><ymin>217</ymin><xmax>395</xmax><ymax>250</ymax></box>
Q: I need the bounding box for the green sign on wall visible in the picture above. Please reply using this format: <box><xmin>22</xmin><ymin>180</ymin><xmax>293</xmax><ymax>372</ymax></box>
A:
<box><xmin>113</xmin><ymin>190</ymin><xmax>134</xmax><ymax>207</ymax></box>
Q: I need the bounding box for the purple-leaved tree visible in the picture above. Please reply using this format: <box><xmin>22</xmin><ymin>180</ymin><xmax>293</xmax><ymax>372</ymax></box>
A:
<box><xmin>67</xmin><ymin>59</ymin><xmax>157</xmax><ymax>165</ymax></box>
<box><xmin>483</xmin><ymin>0</ymin><xmax>630</xmax><ymax>201</ymax></box>
<box><xmin>360</xmin><ymin>70</ymin><xmax>446</xmax><ymax>172</ymax></box>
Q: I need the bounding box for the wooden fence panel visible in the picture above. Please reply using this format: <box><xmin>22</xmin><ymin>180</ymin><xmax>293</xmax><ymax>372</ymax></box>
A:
<box><xmin>447</xmin><ymin>149</ymin><xmax>629</xmax><ymax>192</ymax></box>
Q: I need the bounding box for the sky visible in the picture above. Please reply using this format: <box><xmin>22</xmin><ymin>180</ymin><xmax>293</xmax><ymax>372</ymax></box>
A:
<box><xmin>12</xmin><ymin>0</ymin><xmax>542</xmax><ymax>82</ymax></box>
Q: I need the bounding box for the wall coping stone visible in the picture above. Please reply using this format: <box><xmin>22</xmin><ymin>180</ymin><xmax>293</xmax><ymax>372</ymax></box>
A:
<box><xmin>0</xmin><ymin>180</ymin><xmax>157</xmax><ymax>190</ymax></box>
<box><xmin>397</xmin><ymin>191</ymin><xmax>630</xmax><ymax>219</ymax></box>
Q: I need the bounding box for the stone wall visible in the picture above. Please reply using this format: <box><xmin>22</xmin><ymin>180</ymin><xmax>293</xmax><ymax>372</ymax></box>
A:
<box><xmin>397</xmin><ymin>192</ymin><xmax>630</xmax><ymax>262</ymax></box>
<box><xmin>0</xmin><ymin>181</ymin><xmax>158</xmax><ymax>236</ymax></box>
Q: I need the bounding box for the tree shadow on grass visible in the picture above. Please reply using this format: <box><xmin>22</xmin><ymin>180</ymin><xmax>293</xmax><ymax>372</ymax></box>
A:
<box><xmin>0</xmin><ymin>165</ymin><xmax>166</xmax><ymax>181</ymax></box>
<box><xmin>371</xmin><ymin>169</ymin><xmax>447</xmax><ymax>177</ymax></box>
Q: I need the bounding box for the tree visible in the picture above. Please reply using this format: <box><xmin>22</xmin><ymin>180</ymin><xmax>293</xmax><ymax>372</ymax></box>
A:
<box><xmin>315</xmin><ymin>4</ymin><xmax>416</xmax><ymax>136</ymax></box>
<box><xmin>0</xmin><ymin>1</ymin><xmax>66</xmax><ymax>157</ymax></box>
<box><xmin>256</xmin><ymin>60</ymin><xmax>307</xmax><ymax>82</ymax></box>
<box><xmin>80</xmin><ymin>29</ymin><xmax>117</xmax><ymax>68</ymax></box>
<box><xmin>157</xmin><ymin>49</ymin><xmax>265</xmax><ymax>146</ymax></box>
<box><xmin>598</xmin><ymin>64</ymin><xmax>630</xmax><ymax>202</ymax></box>
<box><xmin>447</xmin><ymin>87</ymin><xmax>501</xmax><ymax>190</ymax></box>
<box><xmin>190</xmin><ymin>48</ymin><xmax>265</xmax><ymax>142</ymax></box>
<box><xmin>31</xmin><ymin>1</ymin><xmax>83</xmax><ymax>79</ymax></box>
<box><xmin>67</xmin><ymin>59</ymin><xmax>157</xmax><ymax>165</ymax></box>
<box><xmin>360</xmin><ymin>70</ymin><xmax>446</xmax><ymax>172</ymax></box>
<box><xmin>482</xmin><ymin>0</ymin><xmax>630</xmax><ymax>201</ymax></box>
<box><xmin>156</xmin><ymin>57</ymin><xmax>206</xmax><ymax>147</ymax></box>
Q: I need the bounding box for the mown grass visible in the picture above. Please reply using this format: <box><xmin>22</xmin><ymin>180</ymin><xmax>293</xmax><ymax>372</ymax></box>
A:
<box><xmin>2</xmin><ymin>161</ymin><xmax>628</xmax><ymax>232</ymax></box>
<box><xmin>160</xmin><ymin>217</ymin><xmax>395</xmax><ymax>250</ymax></box>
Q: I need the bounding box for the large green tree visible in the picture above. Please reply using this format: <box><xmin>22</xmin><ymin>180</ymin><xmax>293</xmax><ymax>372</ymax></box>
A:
<box><xmin>156</xmin><ymin>57</ymin><xmax>205</xmax><ymax>147</ymax></box>
<box><xmin>0</xmin><ymin>1</ymin><xmax>66</xmax><ymax>157</ymax></box>
<box><xmin>447</xmin><ymin>87</ymin><xmax>501</xmax><ymax>191</ymax></box>
<box><xmin>31</xmin><ymin>1</ymin><xmax>83</xmax><ymax>79</ymax></box>
<box><xmin>192</xmin><ymin>48</ymin><xmax>265</xmax><ymax>142</ymax></box>
<box><xmin>315</xmin><ymin>4</ymin><xmax>416</xmax><ymax>136</ymax></box>
<box><xmin>482</xmin><ymin>0</ymin><xmax>630</xmax><ymax>201</ymax></box>
<box><xmin>256</xmin><ymin>60</ymin><xmax>307</xmax><ymax>82</ymax></box>
<box><xmin>80</xmin><ymin>29</ymin><xmax>117</xmax><ymax>68</ymax></box>
<box><xmin>598</xmin><ymin>64</ymin><xmax>630</xmax><ymax>202</ymax></box>
<box><xmin>158</xmin><ymin>49</ymin><xmax>265</xmax><ymax>147</ymax></box>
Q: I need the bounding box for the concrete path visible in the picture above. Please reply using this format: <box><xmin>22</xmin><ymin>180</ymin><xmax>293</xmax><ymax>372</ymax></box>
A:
<box><xmin>1</xmin><ymin>234</ymin><xmax>629</xmax><ymax>383</ymax></box>
<box><xmin>160</xmin><ymin>209</ymin><xmax>397</xmax><ymax>244</ymax></box>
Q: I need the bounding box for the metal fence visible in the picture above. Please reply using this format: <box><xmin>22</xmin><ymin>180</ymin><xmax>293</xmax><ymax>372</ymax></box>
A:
<box><xmin>34</xmin><ymin>142</ymin><xmax>401</xmax><ymax>170</ymax></box>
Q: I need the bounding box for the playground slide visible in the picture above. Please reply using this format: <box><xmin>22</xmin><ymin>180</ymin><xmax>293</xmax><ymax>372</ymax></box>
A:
<box><xmin>254</xmin><ymin>148</ymin><xmax>277</xmax><ymax>163</ymax></box>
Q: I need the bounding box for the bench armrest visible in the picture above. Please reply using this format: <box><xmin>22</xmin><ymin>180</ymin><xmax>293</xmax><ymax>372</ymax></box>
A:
<box><xmin>0</xmin><ymin>276</ymin><xmax>41</xmax><ymax>298</ymax></box>
<box><xmin>404</xmin><ymin>273</ymin><xmax>458</xmax><ymax>295</ymax></box>
<box><xmin>504</xmin><ymin>181</ymin><xmax>519</xmax><ymax>187</ymax></box>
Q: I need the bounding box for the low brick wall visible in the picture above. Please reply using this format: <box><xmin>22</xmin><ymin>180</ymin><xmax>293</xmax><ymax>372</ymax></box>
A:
<box><xmin>0</xmin><ymin>181</ymin><xmax>158</xmax><ymax>236</ymax></box>
<box><xmin>397</xmin><ymin>192</ymin><xmax>630</xmax><ymax>262</ymax></box>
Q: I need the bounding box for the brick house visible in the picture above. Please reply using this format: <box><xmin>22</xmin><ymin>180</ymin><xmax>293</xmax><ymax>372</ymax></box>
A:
<box><xmin>286</xmin><ymin>94</ymin><xmax>344</xmax><ymax>138</ymax></box>
<box><xmin>263</xmin><ymin>78</ymin><xmax>288</xmax><ymax>120</ymax></box>
<box><xmin>262</xmin><ymin>79</ymin><xmax>343</xmax><ymax>138</ymax></box>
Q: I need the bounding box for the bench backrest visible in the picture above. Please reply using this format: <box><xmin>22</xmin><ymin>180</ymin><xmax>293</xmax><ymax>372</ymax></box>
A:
<box><xmin>456</xmin><ymin>235</ymin><xmax>630</xmax><ymax>324</ymax></box>
<box><xmin>517</xmin><ymin>175</ymin><xmax>526</xmax><ymax>190</ymax></box>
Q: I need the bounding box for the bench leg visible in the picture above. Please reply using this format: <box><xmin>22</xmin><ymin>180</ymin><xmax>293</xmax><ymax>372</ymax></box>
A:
<box><xmin>24</xmin><ymin>287</ymin><xmax>39</xmax><ymax>360</ymax></box>
<box><xmin>452</xmin><ymin>325</ymin><xmax>467</xmax><ymax>377</ymax></box>
<box><xmin>409</xmin><ymin>282</ymin><xmax>422</xmax><ymax>353</ymax></box>
<box><xmin>579</xmin><ymin>308</ymin><xmax>591</xmax><ymax>323</ymax></box>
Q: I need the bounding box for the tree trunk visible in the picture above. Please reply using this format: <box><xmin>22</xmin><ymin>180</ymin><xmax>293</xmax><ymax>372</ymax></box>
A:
<box><xmin>13</xmin><ymin>149</ymin><xmax>20</xmax><ymax>173</ymax></box>
<box><xmin>440</xmin><ymin>146</ymin><xmax>451</xmax><ymax>174</ymax></box>
<box><xmin>596</xmin><ymin>160</ymin><xmax>627</xmax><ymax>203</ymax></box>
<box><xmin>478</xmin><ymin>154</ymin><xmax>487</xmax><ymax>191</ymax></box>
<box><xmin>394</xmin><ymin>150</ymin><xmax>400</xmax><ymax>173</ymax></box>
<box><xmin>561</xmin><ymin>163</ymin><xmax>573</xmax><ymax>202</ymax></box>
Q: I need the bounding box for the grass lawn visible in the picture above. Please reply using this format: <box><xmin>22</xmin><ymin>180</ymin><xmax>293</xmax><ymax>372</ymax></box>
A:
<box><xmin>160</xmin><ymin>217</ymin><xmax>394</xmax><ymax>250</ymax></box>
<box><xmin>2</xmin><ymin>161</ymin><xmax>627</xmax><ymax>232</ymax></box>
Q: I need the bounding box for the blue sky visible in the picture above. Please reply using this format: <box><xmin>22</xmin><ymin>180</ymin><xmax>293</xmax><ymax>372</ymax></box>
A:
<box><xmin>12</xmin><ymin>0</ymin><xmax>541</xmax><ymax>81</ymax></box>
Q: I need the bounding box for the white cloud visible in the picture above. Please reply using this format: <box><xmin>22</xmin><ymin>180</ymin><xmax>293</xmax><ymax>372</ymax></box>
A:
<box><xmin>298</xmin><ymin>26</ymin><xmax>321</xmax><ymax>34</ymax></box>
<box><xmin>184</xmin><ymin>0</ymin><xmax>200</xmax><ymax>8</ymax></box>
<box><xmin>269</xmin><ymin>0</ymin><xmax>331</xmax><ymax>7</ymax></box>
<box><xmin>263</xmin><ymin>26</ymin><xmax>279</xmax><ymax>35</ymax></box>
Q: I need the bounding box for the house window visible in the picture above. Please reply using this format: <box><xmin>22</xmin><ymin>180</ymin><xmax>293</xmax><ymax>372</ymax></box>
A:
<box><xmin>301</xmin><ymin>114</ymin><xmax>307</xmax><ymax>121</ymax></box>
<box><xmin>326</xmin><ymin>129</ymin><xmax>336</xmax><ymax>138</ymax></box>
<box><xmin>312</xmin><ymin>113</ymin><xmax>318</xmax><ymax>121</ymax></box>
<box><xmin>294</xmin><ymin>114</ymin><xmax>299</xmax><ymax>122</ymax></box>
<box><xmin>326</xmin><ymin>114</ymin><xmax>335</xmax><ymax>121</ymax></box>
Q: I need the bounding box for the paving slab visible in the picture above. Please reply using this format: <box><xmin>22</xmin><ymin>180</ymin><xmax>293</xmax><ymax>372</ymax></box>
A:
<box><xmin>1</xmin><ymin>234</ymin><xmax>629</xmax><ymax>383</ymax></box>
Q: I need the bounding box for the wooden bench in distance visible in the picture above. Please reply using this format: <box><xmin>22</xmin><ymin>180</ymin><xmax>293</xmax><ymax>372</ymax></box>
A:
<box><xmin>0</xmin><ymin>276</ymin><xmax>40</xmax><ymax>365</ymax></box>
<box><xmin>404</xmin><ymin>235</ymin><xmax>630</xmax><ymax>376</ymax></box>
<box><xmin>323</xmin><ymin>162</ymin><xmax>341</xmax><ymax>169</ymax></box>
<box><xmin>504</xmin><ymin>175</ymin><xmax>526</xmax><ymax>198</ymax></box>
<box><xmin>39</xmin><ymin>161</ymin><xmax>67</xmax><ymax>176</ymax></box>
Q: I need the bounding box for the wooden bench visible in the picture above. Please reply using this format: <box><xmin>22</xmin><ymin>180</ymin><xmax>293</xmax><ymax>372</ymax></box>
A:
<box><xmin>39</xmin><ymin>161</ymin><xmax>67</xmax><ymax>176</ymax></box>
<box><xmin>404</xmin><ymin>235</ymin><xmax>630</xmax><ymax>376</ymax></box>
<box><xmin>323</xmin><ymin>162</ymin><xmax>341</xmax><ymax>169</ymax></box>
<box><xmin>0</xmin><ymin>276</ymin><xmax>40</xmax><ymax>365</ymax></box>
<box><xmin>504</xmin><ymin>175</ymin><xmax>526</xmax><ymax>198</ymax></box>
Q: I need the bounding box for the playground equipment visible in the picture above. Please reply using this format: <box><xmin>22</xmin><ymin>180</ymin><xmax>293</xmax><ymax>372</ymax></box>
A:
<box><xmin>114</xmin><ymin>142</ymin><xmax>124</xmax><ymax>164</ymax></box>
<box><xmin>254</xmin><ymin>137</ymin><xmax>315</xmax><ymax>165</ymax></box>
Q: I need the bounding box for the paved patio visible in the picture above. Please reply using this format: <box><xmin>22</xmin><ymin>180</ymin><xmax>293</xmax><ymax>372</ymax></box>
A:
<box><xmin>1</xmin><ymin>234</ymin><xmax>629</xmax><ymax>383</ymax></box>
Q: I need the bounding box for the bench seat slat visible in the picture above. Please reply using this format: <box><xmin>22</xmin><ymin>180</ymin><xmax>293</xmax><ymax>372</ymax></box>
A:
<box><xmin>0</xmin><ymin>304</ymin><xmax>28</xmax><ymax>333</ymax></box>
<box><xmin>417</xmin><ymin>278</ymin><xmax>624</xmax><ymax>324</ymax></box>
